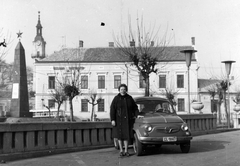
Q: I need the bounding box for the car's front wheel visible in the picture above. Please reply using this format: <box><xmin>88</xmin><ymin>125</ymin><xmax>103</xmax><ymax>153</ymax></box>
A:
<box><xmin>180</xmin><ymin>141</ymin><xmax>190</xmax><ymax>153</ymax></box>
<box><xmin>134</xmin><ymin>133</ymin><xmax>144</xmax><ymax>156</ymax></box>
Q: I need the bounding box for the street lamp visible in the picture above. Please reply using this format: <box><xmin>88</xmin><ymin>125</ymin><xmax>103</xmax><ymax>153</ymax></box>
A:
<box><xmin>221</xmin><ymin>60</ymin><xmax>235</xmax><ymax>128</ymax></box>
<box><xmin>180</xmin><ymin>49</ymin><xmax>197</xmax><ymax>113</ymax></box>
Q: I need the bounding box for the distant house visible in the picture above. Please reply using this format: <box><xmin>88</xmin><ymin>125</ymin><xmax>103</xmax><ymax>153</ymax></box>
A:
<box><xmin>198</xmin><ymin>78</ymin><xmax>220</xmax><ymax>113</ymax></box>
<box><xmin>198</xmin><ymin>78</ymin><xmax>240</xmax><ymax>128</ymax></box>
<box><xmin>0</xmin><ymin>90</ymin><xmax>11</xmax><ymax>116</ymax></box>
<box><xmin>33</xmin><ymin>44</ymin><xmax>200</xmax><ymax>120</ymax></box>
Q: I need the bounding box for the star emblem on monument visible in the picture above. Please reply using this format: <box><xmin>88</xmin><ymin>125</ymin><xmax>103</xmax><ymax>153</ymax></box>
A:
<box><xmin>17</xmin><ymin>31</ymin><xmax>23</xmax><ymax>40</ymax></box>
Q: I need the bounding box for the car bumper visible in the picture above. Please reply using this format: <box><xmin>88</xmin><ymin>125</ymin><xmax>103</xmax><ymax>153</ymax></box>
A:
<box><xmin>138</xmin><ymin>136</ymin><xmax>192</xmax><ymax>144</ymax></box>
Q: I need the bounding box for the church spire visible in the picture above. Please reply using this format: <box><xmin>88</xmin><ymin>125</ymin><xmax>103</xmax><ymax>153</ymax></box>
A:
<box><xmin>36</xmin><ymin>11</ymin><xmax>42</xmax><ymax>36</ymax></box>
<box><xmin>32</xmin><ymin>11</ymin><xmax>46</xmax><ymax>59</ymax></box>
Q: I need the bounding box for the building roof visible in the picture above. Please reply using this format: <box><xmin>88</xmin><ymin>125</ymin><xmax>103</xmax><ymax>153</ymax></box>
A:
<box><xmin>36</xmin><ymin>46</ymin><xmax>196</xmax><ymax>63</ymax></box>
<box><xmin>198</xmin><ymin>79</ymin><xmax>220</xmax><ymax>89</ymax></box>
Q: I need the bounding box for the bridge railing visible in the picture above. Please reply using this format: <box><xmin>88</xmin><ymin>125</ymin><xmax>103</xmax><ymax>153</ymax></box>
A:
<box><xmin>0</xmin><ymin>114</ymin><xmax>216</xmax><ymax>161</ymax></box>
<box><xmin>180</xmin><ymin>114</ymin><xmax>217</xmax><ymax>135</ymax></box>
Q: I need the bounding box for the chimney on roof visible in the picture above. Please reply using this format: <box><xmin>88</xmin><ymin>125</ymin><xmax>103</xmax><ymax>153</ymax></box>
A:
<box><xmin>191</xmin><ymin>37</ymin><xmax>195</xmax><ymax>46</ymax></box>
<box><xmin>130</xmin><ymin>39</ymin><xmax>135</xmax><ymax>47</ymax></box>
<box><xmin>79</xmin><ymin>40</ymin><xmax>83</xmax><ymax>47</ymax></box>
<box><xmin>109</xmin><ymin>42</ymin><xmax>114</xmax><ymax>47</ymax></box>
<box><xmin>151</xmin><ymin>41</ymin><xmax>154</xmax><ymax>46</ymax></box>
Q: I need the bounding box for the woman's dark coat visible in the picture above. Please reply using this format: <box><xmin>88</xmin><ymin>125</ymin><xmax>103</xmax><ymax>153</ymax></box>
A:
<box><xmin>110</xmin><ymin>93</ymin><xmax>139</xmax><ymax>141</ymax></box>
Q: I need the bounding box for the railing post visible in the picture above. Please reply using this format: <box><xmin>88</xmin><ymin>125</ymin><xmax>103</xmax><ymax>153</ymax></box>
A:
<box><xmin>15</xmin><ymin>132</ymin><xmax>24</xmax><ymax>152</ymax></box>
<box><xmin>3</xmin><ymin>133</ymin><xmax>12</xmax><ymax>153</ymax></box>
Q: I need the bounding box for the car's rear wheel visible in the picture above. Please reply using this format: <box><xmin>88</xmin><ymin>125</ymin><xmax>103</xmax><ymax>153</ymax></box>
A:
<box><xmin>134</xmin><ymin>133</ymin><xmax>144</xmax><ymax>156</ymax></box>
<box><xmin>180</xmin><ymin>141</ymin><xmax>190</xmax><ymax>153</ymax></box>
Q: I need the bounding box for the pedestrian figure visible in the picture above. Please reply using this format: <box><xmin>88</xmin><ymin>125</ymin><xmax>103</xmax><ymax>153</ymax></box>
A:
<box><xmin>110</xmin><ymin>84</ymin><xmax>139</xmax><ymax>157</ymax></box>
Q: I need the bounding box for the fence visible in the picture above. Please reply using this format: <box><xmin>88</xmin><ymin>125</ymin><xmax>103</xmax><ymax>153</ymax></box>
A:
<box><xmin>0</xmin><ymin>114</ymin><xmax>217</xmax><ymax>161</ymax></box>
<box><xmin>180</xmin><ymin>114</ymin><xmax>217</xmax><ymax>135</ymax></box>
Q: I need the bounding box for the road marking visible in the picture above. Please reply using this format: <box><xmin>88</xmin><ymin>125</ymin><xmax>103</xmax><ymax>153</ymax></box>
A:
<box><xmin>71</xmin><ymin>154</ymin><xmax>88</xmax><ymax>166</ymax></box>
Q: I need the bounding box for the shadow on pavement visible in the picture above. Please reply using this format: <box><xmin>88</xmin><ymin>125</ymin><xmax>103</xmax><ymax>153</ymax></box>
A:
<box><xmin>135</xmin><ymin>139</ymin><xmax>230</xmax><ymax>156</ymax></box>
<box><xmin>190</xmin><ymin>139</ymin><xmax>230</xmax><ymax>153</ymax></box>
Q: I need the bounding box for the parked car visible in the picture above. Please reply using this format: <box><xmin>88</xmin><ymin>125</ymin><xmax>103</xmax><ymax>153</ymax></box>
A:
<box><xmin>133</xmin><ymin>97</ymin><xmax>192</xmax><ymax>156</ymax></box>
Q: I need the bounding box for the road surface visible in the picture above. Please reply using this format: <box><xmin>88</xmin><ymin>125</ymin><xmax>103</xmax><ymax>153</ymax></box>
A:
<box><xmin>5</xmin><ymin>130</ymin><xmax>240</xmax><ymax>166</ymax></box>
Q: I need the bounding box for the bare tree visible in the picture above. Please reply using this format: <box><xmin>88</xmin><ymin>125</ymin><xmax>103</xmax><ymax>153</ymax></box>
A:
<box><xmin>218</xmin><ymin>80</ymin><xmax>231</xmax><ymax>125</ymax></box>
<box><xmin>85</xmin><ymin>92</ymin><xmax>102</xmax><ymax>121</ymax></box>
<box><xmin>205</xmin><ymin>79</ymin><xmax>230</xmax><ymax>125</ymax></box>
<box><xmin>205</xmin><ymin>84</ymin><xmax>218</xmax><ymax>113</ymax></box>
<box><xmin>0</xmin><ymin>61</ymin><xmax>12</xmax><ymax>90</ymax></box>
<box><xmin>161</xmin><ymin>88</ymin><xmax>178</xmax><ymax>113</ymax></box>
<box><xmin>53</xmin><ymin>48</ymin><xmax>83</xmax><ymax>121</ymax></box>
<box><xmin>41</xmin><ymin>98</ymin><xmax>54</xmax><ymax>117</ymax></box>
<box><xmin>114</xmin><ymin>16</ymin><xmax>171</xmax><ymax>96</ymax></box>
<box><xmin>0</xmin><ymin>28</ymin><xmax>12</xmax><ymax>60</ymax></box>
<box><xmin>48</xmin><ymin>86</ymin><xmax>67</xmax><ymax>120</ymax></box>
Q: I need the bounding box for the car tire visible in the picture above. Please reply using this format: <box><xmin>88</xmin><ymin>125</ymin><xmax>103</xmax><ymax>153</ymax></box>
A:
<box><xmin>180</xmin><ymin>141</ymin><xmax>190</xmax><ymax>153</ymax></box>
<box><xmin>134</xmin><ymin>133</ymin><xmax>143</xmax><ymax>156</ymax></box>
<box><xmin>154</xmin><ymin>144</ymin><xmax>162</xmax><ymax>151</ymax></box>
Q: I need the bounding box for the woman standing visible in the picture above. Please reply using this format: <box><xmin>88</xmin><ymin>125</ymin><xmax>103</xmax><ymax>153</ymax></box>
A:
<box><xmin>110</xmin><ymin>84</ymin><xmax>139</xmax><ymax>157</ymax></box>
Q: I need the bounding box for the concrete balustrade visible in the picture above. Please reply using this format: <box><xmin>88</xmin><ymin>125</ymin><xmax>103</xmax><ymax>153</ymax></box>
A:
<box><xmin>180</xmin><ymin>114</ymin><xmax>217</xmax><ymax>135</ymax></box>
<box><xmin>0</xmin><ymin>122</ymin><xmax>113</xmax><ymax>157</ymax></box>
<box><xmin>0</xmin><ymin>114</ymin><xmax>217</xmax><ymax>161</ymax></box>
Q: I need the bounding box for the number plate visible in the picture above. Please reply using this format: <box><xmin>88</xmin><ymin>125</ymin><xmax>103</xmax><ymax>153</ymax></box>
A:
<box><xmin>163</xmin><ymin>137</ymin><xmax>177</xmax><ymax>142</ymax></box>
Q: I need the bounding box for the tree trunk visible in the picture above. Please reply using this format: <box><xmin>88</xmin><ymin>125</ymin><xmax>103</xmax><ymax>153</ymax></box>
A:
<box><xmin>217</xmin><ymin>101</ymin><xmax>222</xmax><ymax>124</ymax></box>
<box><xmin>91</xmin><ymin>105</ymin><xmax>95</xmax><ymax>121</ymax></box>
<box><xmin>145</xmin><ymin>76</ymin><xmax>150</xmax><ymax>96</ymax></box>
<box><xmin>211</xmin><ymin>97</ymin><xmax>214</xmax><ymax>113</ymax></box>
<box><xmin>170</xmin><ymin>104</ymin><xmax>176</xmax><ymax>114</ymax></box>
<box><xmin>57</xmin><ymin>104</ymin><xmax>61</xmax><ymax>120</ymax></box>
<box><xmin>48</xmin><ymin>108</ymin><xmax>51</xmax><ymax>117</ymax></box>
<box><xmin>223</xmin><ymin>91</ymin><xmax>229</xmax><ymax>126</ymax></box>
<box><xmin>69</xmin><ymin>98</ymin><xmax>74</xmax><ymax>122</ymax></box>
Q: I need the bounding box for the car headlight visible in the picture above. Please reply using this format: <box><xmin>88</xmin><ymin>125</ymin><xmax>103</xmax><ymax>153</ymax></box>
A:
<box><xmin>141</xmin><ymin>124</ymin><xmax>153</xmax><ymax>132</ymax></box>
<box><xmin>181</xmin><ymin>123</ymin><xmax>189</xmax><ymax>131</ymax></box>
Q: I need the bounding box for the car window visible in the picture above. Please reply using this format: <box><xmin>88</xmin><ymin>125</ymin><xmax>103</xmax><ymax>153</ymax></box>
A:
<box><xmin>136</xmin><ymin>100</ymin><xmax>173</xmax><ymax>114</ymax></box>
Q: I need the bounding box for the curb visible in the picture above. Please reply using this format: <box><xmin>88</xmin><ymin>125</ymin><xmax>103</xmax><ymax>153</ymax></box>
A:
<box><xmin>192</xmin><ymin>128</ymin><xmax>240</xmax><ymax>137</ymax></box>
<box><xmin>0</xmin><ymin>145</ymin><xmax>113</xmax><ymax>162</ymax></box>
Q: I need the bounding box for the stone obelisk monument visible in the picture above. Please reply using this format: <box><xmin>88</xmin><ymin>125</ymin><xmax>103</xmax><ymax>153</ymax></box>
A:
<box><xmin>10</xmin><ymin>32</ymin><xmax>32</xmax><ymax>117</ymax></box>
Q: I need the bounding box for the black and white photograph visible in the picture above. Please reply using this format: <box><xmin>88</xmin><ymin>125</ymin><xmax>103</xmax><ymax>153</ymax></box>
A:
<box><xmin>0</xmin><ymin>0</ymin><xmax>240</xmax><ymax>165</ymax></box>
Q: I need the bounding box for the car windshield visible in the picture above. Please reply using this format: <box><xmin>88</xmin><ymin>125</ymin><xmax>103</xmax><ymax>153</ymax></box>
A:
<box><xmin>136</xmin><ymin>100</ymin><xmax>174</xmax><ymax>114</ymax></box>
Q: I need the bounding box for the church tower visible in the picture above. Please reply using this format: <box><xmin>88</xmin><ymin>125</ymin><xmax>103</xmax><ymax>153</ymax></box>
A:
<box><xmin>31</xmin><ymin>11</ymin><xmax>46</xmax><ymax>59</ymax></box>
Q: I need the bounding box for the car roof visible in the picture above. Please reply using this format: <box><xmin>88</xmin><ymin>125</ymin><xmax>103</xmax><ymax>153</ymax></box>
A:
<box><xmin>134</xmin><ymin>96</ymin><xmax>169</xmax><ymax>102</ymax></box>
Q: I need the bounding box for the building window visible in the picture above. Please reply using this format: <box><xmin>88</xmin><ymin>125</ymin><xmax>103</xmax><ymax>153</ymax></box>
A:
<box><xmin>81</xmin><ymin>99</ymin><xmax>88</xmax><ymax>112</ymax></box>
<box><xmin>0</xmin><ymin>105</ymin><xmax>3</xmax><ymax>112</ymax></box>
<box><xmin>98</xmin><ymin>99</ymin><xmax>104</xmax><ymax>112</ymax></box>
<box><xmin>48</xmin><ymin>76</ymin><xmax>55</xmax><ymax>89</ymax></box>
<box><xmin>48</xmin><ymin>99</ymin><xmax>55</xmax><ymax>108</ymax></box>
<box><xmin>177</xmin><ymin>98</ymin><xmax>185</xmax><ymax>112</ymax></box>
<box><xmin>64</xmin><ymin>76</ymin><xmax>72</xmax><ymax>85</ymax></box>
<box><xmin>238</xmin><ymin>118</ymin><xmax>240</xmax><ymax>125</ymax></box>
<box><xmin>114</xmin><ymin>75</ymin><xmax>121</xmax><ymax>89</ymax></box>
<box><xmin>139</xmin><ymin>74</ymin><xmax>146</xmax><ymax>88</ymax></box>
<box><xmin>159</xmin><ymin>75</ymin><xmax>166</xmax><ymax>88</ymax></box>
<box><xmin>177</xmin><ymin>74</ymin><xmax>184</xmax><ymax>88</ymax></box>
<box><xmin>98</xmin><ymin>75</ymin><xmax>105</xmax><ymax>89</ymax></box>
<box><xmin>81</xmin><ymin>75</ymin><xmax>88</xmax><ymax>89</ymax></box>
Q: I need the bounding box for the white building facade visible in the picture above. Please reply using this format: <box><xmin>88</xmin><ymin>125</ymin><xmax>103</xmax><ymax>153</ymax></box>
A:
<box><xmin>33</xmin><ymin>46</ymin><xmax>199</xmax><ymax>121</ymax></box>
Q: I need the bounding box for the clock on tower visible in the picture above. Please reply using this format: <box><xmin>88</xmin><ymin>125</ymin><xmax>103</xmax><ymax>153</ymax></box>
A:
<box><xmin>31</xmin><ymin>11</ymin><xmax>46</xmax><ymax>59</ymax></box>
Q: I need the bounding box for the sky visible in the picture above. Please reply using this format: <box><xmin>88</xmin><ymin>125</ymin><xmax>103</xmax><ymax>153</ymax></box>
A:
<box><xmin>1</xmin><ymin>0</ymin><xmax>240</xmax><ymax>83</ymax></box>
